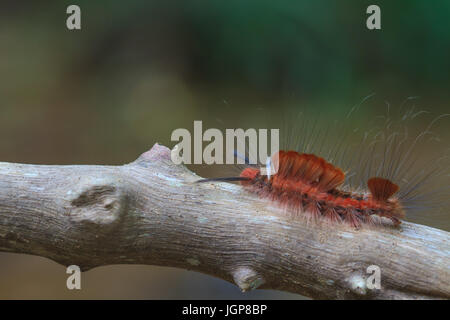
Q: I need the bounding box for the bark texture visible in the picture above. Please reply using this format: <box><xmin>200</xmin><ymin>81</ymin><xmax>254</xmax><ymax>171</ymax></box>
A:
<box><xmin>0</xmin><ymin>144</ymin><xmax>449</xmax><ymax>299</ymax></box>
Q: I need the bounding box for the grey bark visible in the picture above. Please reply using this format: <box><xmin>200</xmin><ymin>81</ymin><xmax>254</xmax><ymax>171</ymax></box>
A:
<box><xmin>0</xmin><ymin>144</ymin><xmax>449</xmax><ymax>299</ymax></box>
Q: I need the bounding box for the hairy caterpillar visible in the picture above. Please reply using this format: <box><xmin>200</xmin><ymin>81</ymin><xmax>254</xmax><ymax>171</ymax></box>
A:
<box><xmin>196</xmin><ymin>101</ymin><xmax>450</xmax><ymax>229</ymax></box>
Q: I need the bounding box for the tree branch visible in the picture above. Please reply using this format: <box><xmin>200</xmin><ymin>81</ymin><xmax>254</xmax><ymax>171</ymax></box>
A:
<box><xmin>0</xmin><ymin>144</ymin><xmax>448</xmax><ymax>299</ymax></box>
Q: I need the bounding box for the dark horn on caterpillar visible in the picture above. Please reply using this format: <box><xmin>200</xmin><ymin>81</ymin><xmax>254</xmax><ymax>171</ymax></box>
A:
<box><xmin>196</xmin><ymin>177</ymin><xmax>251</xmax><ymax>183</ymax></box>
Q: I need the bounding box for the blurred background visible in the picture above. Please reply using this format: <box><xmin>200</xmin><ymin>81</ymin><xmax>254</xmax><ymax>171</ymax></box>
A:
<box><xmin>0</xmin><ymin>0</ymin><xmax>449</xmax><ymax>299</ymax></box>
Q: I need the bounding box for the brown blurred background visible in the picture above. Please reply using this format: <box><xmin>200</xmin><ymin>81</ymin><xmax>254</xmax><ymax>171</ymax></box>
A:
<box><xmin>0</xmin><ymin>0</ymin><xmax>449</xmax><ymax>299</ymax></box>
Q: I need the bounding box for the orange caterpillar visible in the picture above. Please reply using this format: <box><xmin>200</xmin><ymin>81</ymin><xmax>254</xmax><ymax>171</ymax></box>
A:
<box><xmin>196</xmin><ymin>108</ymin><xmax>449</xmax><ymax>229</ymax></box>
<box><xmin>239</xmin><ymin>150</ymin><xmax>404</xmax><ymax>228</ymax></box>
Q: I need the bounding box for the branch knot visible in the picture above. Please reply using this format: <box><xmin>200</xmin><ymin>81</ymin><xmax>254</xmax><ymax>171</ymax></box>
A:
<box><xmin>68</xmin><ymin>182</ymin><xmax>127</xmax><ymax>225</ymax></box>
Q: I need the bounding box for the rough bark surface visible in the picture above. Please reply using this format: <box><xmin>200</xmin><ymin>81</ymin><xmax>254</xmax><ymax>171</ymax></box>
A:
<box><xmin>0</xmin><ymin>144</ymin><xmax>449</xmax><ymax>299</ymax></box>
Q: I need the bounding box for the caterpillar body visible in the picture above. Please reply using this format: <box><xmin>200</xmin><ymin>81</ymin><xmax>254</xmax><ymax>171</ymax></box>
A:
<box><xmin>196</xmin><ymin>104</ymin><xmax>450</xmax><ymax>229</ymax></box>
<box><xmin>239</xmin><ymin>151</ymin><xmax>403</xmax><ymax>228</ymax></box>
